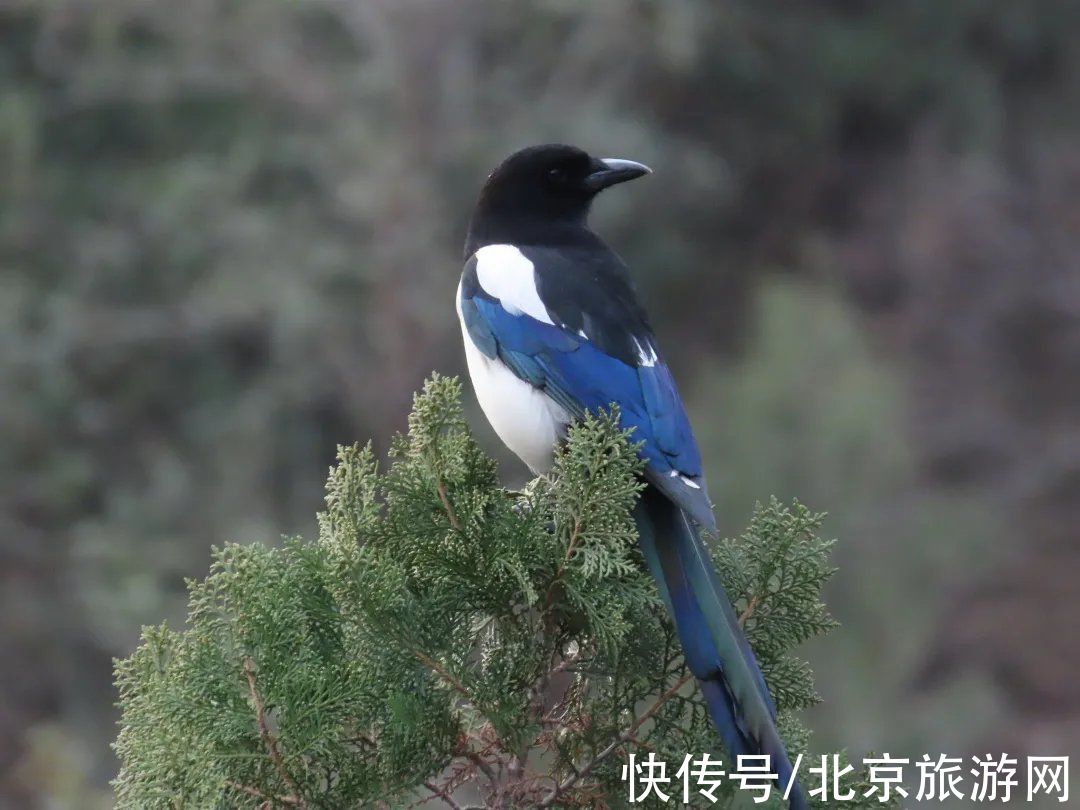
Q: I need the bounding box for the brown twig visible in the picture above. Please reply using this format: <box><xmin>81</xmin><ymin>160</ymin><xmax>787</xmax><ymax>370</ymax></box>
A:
<box><xmin>538</xmin><ymin>672</ymin><xmax>694</xmax><ymax>806</ymax></box>
<box><xmin>436</xmin><ymin>479</ymin><xmax>461</xmax><ymax>531</ymax></box>
<box><xmin>514</xmin><ymin>638</ymin><xmax>585</xmax><ymax>793</ymax></box>
<box><xmin>528</xmin><ymin>646</ymin><xmax>579</xmax><ymax>724</ymax></box>
<box><xmin>409</xmin><ymin>755</ymin><xmax>482</xmax><ymax>809</ymax></box>
<box><xmin>622</xmin><ymin>673</ymin><xmax>695</xmax><ymax>741</ymax></box>
<box><xmin>422</xmin><ymin>779</ymin><xmax>464</xmax><ymax>810</ymax></box>
<box><xmin>738</xmin><ymin>594</ymin><xmax>759</xmax><ymax>627</ymax></box>
<box><xmin>227</xmin><ymin>781</ymin><xmax>302</xmax><ymax>807</ymax></box>
<box><xmin>542</xmin><ymin>517</ymin><xmax>583</xmax><ymax>613</ymax></box>
<box><xmin>534</xmin><ymin>651</ymin><xmax>584</xmax><ymax>733</ymax></box>
<box><xmin>413</xmin><ymin>650</ymin><xmax>475</xmax><ymax>706</ymax></box>
<box><xmin>243</xmin><ymin>657</ymin><xmax>307</xmax><ymax>808</ymax></box>
<box><xmin>414</xmin><ymin>653</ymin><xmax>506</xmax><ymax>785</ymax></box>
<box><xmin>462</xmin><ymin>747</ymin><xmax>499</xmax><ymax>786</ymax></box>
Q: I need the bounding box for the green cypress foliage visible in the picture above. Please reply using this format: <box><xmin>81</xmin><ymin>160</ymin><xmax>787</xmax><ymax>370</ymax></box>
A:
<box><xmin>114</xmin><ymin>375</ymin><xmax>889</xmax><ymax>808</ymax></box>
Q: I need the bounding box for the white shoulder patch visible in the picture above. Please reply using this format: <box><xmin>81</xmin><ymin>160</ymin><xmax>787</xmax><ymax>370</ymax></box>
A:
<box><xmin>669</xmin><ymin>469</ymin><xmax>701</xmax><ymax>489</ymax></box>
<box><xmin>473</xmin><ymin>244</ymin><xmax>555</xmax><ymax>326</ymax></box>
<box><xmin>634</xmin><ymin>337</ymin><xmax>658</xmax><ymax>367</ymax></box>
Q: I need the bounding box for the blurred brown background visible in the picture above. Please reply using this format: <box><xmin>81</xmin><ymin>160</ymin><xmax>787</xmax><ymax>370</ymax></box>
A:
<box><xmin>2</xmin><ymin>1</ymin><xmax>1078</xmax><ymax>806</ymax></box>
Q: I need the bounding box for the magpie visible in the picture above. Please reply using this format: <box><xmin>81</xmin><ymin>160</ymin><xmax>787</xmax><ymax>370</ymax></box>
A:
<box><xmin>456</xmin><ymin>144</ymin><xmax>806</xmax><ymax>810</ymax></box>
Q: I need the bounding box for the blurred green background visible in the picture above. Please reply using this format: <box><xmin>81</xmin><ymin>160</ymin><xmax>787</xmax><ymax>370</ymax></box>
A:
<box><xmin>3</xmin><ymin>1</ymin><xmax>1079</xmax><ymax>806</ymax></box>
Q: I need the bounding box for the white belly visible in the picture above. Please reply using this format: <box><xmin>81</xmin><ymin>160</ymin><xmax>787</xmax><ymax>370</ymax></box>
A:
<box><xmin>457</xmin><ymin>287</ymin><xmax>568</xmax><ymax>473</ymax></box>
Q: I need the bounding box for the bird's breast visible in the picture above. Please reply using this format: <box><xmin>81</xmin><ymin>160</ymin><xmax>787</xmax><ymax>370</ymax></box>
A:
<box><xmin>456</xmin><ymin>280</ymin><xmax>568</xmax><ymax>473</ymax></box>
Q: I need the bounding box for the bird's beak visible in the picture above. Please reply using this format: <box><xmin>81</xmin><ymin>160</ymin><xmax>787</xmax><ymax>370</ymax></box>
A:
<box><xmin>584</xmin><ymin>158</ymin><xmax>652</xmax><ymax>192</ymax></box>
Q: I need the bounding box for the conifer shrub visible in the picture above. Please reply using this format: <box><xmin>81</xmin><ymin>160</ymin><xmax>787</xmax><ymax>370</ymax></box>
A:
<box><xmin>114</xmin><ymin>375</ymin><xmax>886</xmax><ymax>808</ymax></box>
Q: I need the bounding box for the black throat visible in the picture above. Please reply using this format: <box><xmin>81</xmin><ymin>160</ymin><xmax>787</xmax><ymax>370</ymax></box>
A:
<box><xmin>464</xmin><ymin>178</ymin><xmax>599</xmax><ymax>259</ymax></box>
<box><xmin>464</xmin><ymin>211</ymin><xmax>600</xmax><ymax>259</ymax></box>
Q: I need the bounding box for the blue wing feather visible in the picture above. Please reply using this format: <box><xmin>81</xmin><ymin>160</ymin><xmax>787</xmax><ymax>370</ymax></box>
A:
<box><xmin>464</xmin><ymin>294</ymin><xmax>715</xmax><ymax>531</ymax></box>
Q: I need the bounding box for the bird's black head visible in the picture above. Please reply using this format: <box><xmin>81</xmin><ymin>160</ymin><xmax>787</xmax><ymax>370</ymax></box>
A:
<box><xmin>467</xmin><ymin>144</ymin><xmax>651</xmax><ymax>252</ymax></box>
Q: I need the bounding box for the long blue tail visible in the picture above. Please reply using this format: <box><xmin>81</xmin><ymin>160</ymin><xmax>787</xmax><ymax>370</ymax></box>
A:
<box><xmin>634</xmin><ymin>487</ymin><xmax>807</xmax><ymax>810</ymax></box>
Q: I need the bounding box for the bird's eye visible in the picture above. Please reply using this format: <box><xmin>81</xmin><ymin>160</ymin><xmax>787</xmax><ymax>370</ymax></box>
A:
<box><xmin>547</xmin><ymin>167</ymin><xmax>566</xmax><ymax>182</ymax></box>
